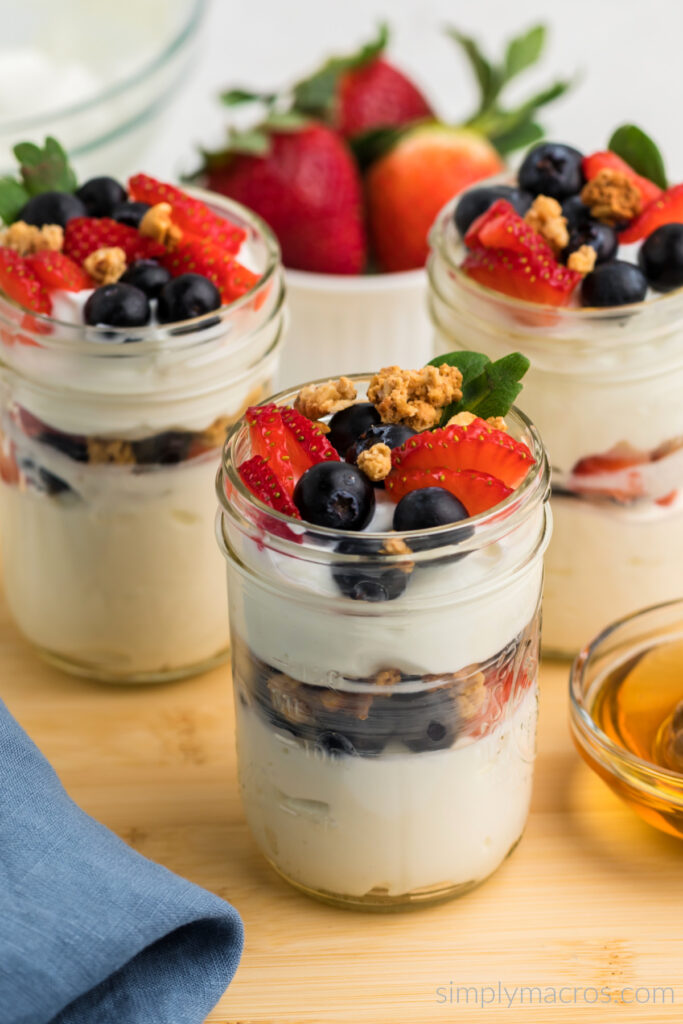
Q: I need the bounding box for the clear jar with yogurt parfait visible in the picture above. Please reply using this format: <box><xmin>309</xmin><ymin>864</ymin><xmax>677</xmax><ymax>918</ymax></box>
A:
<box><xmin>428</xmin><ymin>139</ymin><xmax>683</xmax><ymax>657</ymax></box>
<box><xmin>0</xmin><ymin>191</ymin><xmax>285</xmax><ymax>683</ymax></box>
<box><xmin>217</xmin><ymin>365</ymin><xmax>551</xmax><ymax>909</ymax></box>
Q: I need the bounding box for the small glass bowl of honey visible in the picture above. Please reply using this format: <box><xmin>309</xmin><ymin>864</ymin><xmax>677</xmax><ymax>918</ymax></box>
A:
<box><xmin>570</xmin><ymin>599</ymin><xmax>683</xmax><ymax>839</ymax></box>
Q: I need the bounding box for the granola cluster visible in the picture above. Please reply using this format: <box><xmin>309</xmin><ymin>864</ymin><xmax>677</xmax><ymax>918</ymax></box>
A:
<box><xmin>83</xmin><ymin>246</ymin><xmax>126</xmax><ymax>285</ymax></box>
<box><xmin>0</xmin><ymin>221</ymin><xmax>63</xmax><ymax>256</ymax></box>
<box><xmin>580</xmin><ymin>169</ymin><xmax>642</xmax><ymax>225</ymax></box>
<box><xmin>357</xmin><ymin>442</ymin><xmax>392</xmax><ymax>482</ymax></box>
<box><xmin>524</xmin><ymin>195</ymin><xmax>569</xmax><ymax>254</ymax></box>
<box><xmin>294</xmin><ymin>377</ymin><xmax>357</xmax><ymax>420</ymax></box>
<box><xmin>445</xmin><ymin>410</ymin><xmax>508</xmax><ymax>432</ymax></box>
<box><xmin>139</xmin><ymin>202</ymin><xmax>182</xmax><ymax>248</ymax></box>
<box><xmin>566</xmin><ymin>244</ymin><xmax>597</xmax><ymax>274</ymax></box>
<box><xmin>367</xmin><ymin>364</ymin><xmax>463</xmax><ymax>431</ymax></box>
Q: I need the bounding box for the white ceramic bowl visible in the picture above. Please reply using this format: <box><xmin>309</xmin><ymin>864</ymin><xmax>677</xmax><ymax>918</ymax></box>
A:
<box><xmin>279</xmin><ymin>267</ymin><xmax>432</xmax><ymax>387</ymax></box>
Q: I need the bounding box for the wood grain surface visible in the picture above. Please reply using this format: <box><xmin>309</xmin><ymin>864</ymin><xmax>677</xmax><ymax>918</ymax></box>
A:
<box><xmin>1</xmin><ymin>591</ymin><xmax>680</xmax><ymax>1023</ymax></box>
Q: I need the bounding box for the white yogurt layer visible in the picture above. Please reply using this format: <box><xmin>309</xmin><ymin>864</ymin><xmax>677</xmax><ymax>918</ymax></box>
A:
<box><xmin>228</xmin><ymin>494</ymin><xmax>548</xmax><ymax>682</ymax></box>
<box><xmin>543</xmin><ymin>492</ymin><xmax>683</xmax><ymax>653</ymax></box>
<box><xmin>235</xmin><ymin>681</ymin><xmax>538</xmax><ymax>898</ymax></box>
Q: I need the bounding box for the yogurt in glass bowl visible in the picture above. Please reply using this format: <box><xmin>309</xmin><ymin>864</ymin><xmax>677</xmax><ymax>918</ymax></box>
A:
<box><xmin>428</xmin><ymin>140</ymin><xmax>683</xmax><ymax>656</ymax></box>
<box><xmin>217</xmin><ymin>361</ymin><xmax>551</xmax><ymax>908</ymax></box>
<box><xmin>0</xmin><ymin>183</ymin><xmax>285</xmax><ymax>682</ymax></box>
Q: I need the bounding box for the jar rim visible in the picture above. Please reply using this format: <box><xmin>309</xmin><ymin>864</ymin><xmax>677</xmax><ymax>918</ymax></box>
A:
<box><xmin>429</xmin><ymin>180</ymin><xmax>683</xmax><ymax>323</ymax></box>
<box><xmin>217</xmin><ymin>373</ymin><xmax>551</xmax><ymax>563</ymax></box>
<box><xmin>0</xmin><ymin>186</ymin><xmax>282</xmax><ymax>353</ymax></box>
<box><xmin>569</xmin><ymin>598</ymin><xmax>683</xmax><ymax>801</ymax></box>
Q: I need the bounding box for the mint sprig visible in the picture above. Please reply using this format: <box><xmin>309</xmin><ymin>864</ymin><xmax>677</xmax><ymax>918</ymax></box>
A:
<box><xmin>608</xmin><ymin>124</ymin><xmax>667</xmax><ymax>189</ymax></box>
<box><xmin>447</xmin><ymin>23</ymin><xmax>572</xmax><ymax>156</ymax></box>
<box><xmin>0</xmin><ymin>137</ymin><xmax>77</xmax><ymax>225</ymax></box>
<box><xmin>429</xmin><ymin>350</ymin><xmax>531</xmax><ymax>423</ymax></box>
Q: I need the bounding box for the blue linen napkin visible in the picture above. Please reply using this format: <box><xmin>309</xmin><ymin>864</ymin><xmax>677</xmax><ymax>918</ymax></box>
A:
<box><xmin>0</xmin><ymin>700</ymin><xmax>244</xmax><ymax>1024</ymax></box>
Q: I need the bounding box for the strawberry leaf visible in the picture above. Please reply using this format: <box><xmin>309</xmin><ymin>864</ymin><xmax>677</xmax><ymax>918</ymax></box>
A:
<box><xmin>429</xmin><ymin>350</ymin><xmax>530</xmax><ymax>422</ymax></box>
<box><xmin>349</xmin><ymin>124</ymin><xmax>407</xmax><ymax>170</ymax></box>
<box><xmin>608</xmin><ymin>124</ymin><xmax>667</xmax><ymax>190</ymax></box>
<box><xmin>220</xmin><ymin>87</ymin><xmax>276</xmax><ymax>106</ymax></box>
<box><xmin>490</xmin><ymin>119</ymin><xmax>544</xmax><ymax>156</ymax></box>
<box><xmin>292</xmin><ymin>24</ymin><xmax>389</xmax><ymax>118</ymax></box>
<box><xmin>447</xmin><ymin>29</ymin><xmax>501</xmax><ymax>111</ymax></box>
<box><xmin>504</xmin><ymin>24</ymin><xmax>546</xmax><ymax>81</ymax></box>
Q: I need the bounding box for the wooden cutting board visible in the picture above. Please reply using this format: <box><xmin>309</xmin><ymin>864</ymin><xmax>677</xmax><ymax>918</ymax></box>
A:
<box><xmin>1</xmin><ymin>593</ymin><xmax>680</xmax><ymax>1023</ymax></box>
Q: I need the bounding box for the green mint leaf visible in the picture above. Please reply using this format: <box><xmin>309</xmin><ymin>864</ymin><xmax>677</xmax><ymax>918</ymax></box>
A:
<box><xmin>0</xmin><ymin>176</ymin><xmax>30</xmax><ymax>224</ymax></box>
<box><xmin>220</xmin><ymin>88</ymin><xmax>275</xmax><ymax>106</ymax></box>
<box><xmin>503</xmin><ymin>24</ymin><xmax>546</xmax><ymax>82</ymax></box>
<box><xmin>446</xmin><ymin>28</ymin><xmax>501</xmax><ymax>111</ymax></box>
<box><xmin>490</xmin><ymin>119</ymin><xmax>544</xmax><ymax>156</ymax></box>
<box><xmin>14</xmin><ymin>136</ymin><xmax>77</xmax><ymax>196</ymax></box>
<box><xmin>466</xmin><ymin>352</ymin><xmax>531</xmax><ymax>419</ymax></box>
<box><xmin>428</xmin><ymin>350</ymin><xmax>492</xmax><ymax>423</ymax></box>
<box><xmin>608</xmin><ymin>124</ymin><xmax>667</xmax><ymax>189</ymax></box>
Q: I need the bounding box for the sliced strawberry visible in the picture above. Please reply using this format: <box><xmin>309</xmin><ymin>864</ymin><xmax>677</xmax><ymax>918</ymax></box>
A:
<box><xmin>223</xmin><ymin>262</ymin><xmax>261</xmax><ymax>301</ymax></box>
<box><xmin>246</xmin><ymin>404</ymin><xmax>295</xmax><ymax>495</ymax></box>
<box><xmin>393</xmin><ymin>418</ymin><xmax>535</xmax><ymax>488</ymax></box>
<box><xmin>570</xmin><ymin>450</ymin><xmax>648</xmax><ymax>502</ymax></box>
<box><xmin>280</xmin><ymin>406</ymin><xmax>340</xmax><ymax>479</ymax></box>
<box><xmin>462</xmin><ymin>246</ymin><xmax>581</xmax><ymax>307</ymax></box>
<box><xmin>464</xmin><ymin>199</ymin><xmax>554</xmax><ymax>259</ymax></box>
<box><xmin>619</xmin><ymin>184</ymin><xmax>683</xmax><ymax>243</ymax></box>
<box><xmin>385</xmin><ymin>465</ymin><xmax>512</xmax><ymax>514</ymax></box>
<box><xmin>582</xmin><ymin>151</ymin><xmax>662</xmax><ymax>207</ymax></box>
<box><xmin>26</xmin><ymin>250</ymin><xmax>92</xmax><ymax>292</ymax></box>
<box><xmin>0</xmin><ymin>247</ymin><xmax>52</xmax><ymax>314</ymax></box>
<box><xmin>128</xmin><ymin>173</ymin><xmax>246</xmax><ymax>252</ymax></box>
<box><xmin>160</xmin><ymin>239</ymin><xmax>236</xmax><ymax>299</ymax></box>
<box><xmin>238</xmin><ymin>455</ymin><xmax>300</xmax><ymax>518</ymax></box>
<box><xmin>64</xmin><ymin>217</ymin><xmax>166</xmax><ymax>264</ymax></box>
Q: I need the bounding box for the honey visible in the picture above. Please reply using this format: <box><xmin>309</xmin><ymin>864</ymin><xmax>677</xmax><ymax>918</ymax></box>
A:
<box><xmin>590</xmin><ymin>639</ymin><xmax>683</xmax><ymax>774</ymax></box>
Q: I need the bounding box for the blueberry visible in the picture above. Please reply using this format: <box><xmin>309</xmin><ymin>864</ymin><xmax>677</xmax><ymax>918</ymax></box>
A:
<box><xmin>133</xmin><ymin>430</ymin><xmax>192</xmax><ymax>465</ymax></box>
<box><xmin>40</xmin><ymin>430</ymin><xmax>88</xmax><ymax>462</ymax></box>
<box><xmin>391</xmin><ymin>687</ymin><xmax>457</xmax><ymax>753</ymax></box>
<box><xmin>294</xmin><ymin>462</ymin><xmax>375</xmax><ymax>530</ymax></box>
<box><xmin>561</xmin><ymin>195</ymin><xmax>591</xmax><ymax>229</ymax></box>
<box><xmin>454</xmin><ymin>184</ymin><xmax>533</xmax><ymax>236</ymax></box>
<box><xmin>580</xmin><ymin>261</ymin><xmax>648</xmax><ymax>307</ymax></box>
<box><xmin>111</xmin><ymin>201</ymin><xmax>150</xmax><ymax>228</ymax></box>
<box><xmin>564</xmin><ymin>221</ymin><xmax>618</xmax><ymax>265</ymax></box>
<box><xmin>76</xmin><ymin>176</ymin><xmax>127</xmax><ymax>217</ymax></box>
<box><xmin>393</xmin><ymin>487</ymin><xmax>470</xmax><ymax>551</ymax></box>
<box><xmin>39</xmin><ymin>468</ymin><xmax>72</xmax><ymax>496</ymax></box>
<box><xmin>327</xmin><ymin>402</ymin><xmax>381</xmax><ymax>455</ymax></box>
<box><xmin>157</xmin><ymin>273</ymin><xmax>222</xmax><ymax>324</ymax></box>
<box><xmin>332</xmin><ymin>537</ymin><xmax>409</xmax><ymax>602</ymax></box>
<box><xmin>84</xmin><ymin>283</ymin><xmax>150</xmax><ymax>329</ymax></box>
<box><xmin>346</xmin><ymin>423</ymin><xmax>417</xmax><ymax>466</ymax></box>
<box><xmin>638</xmin><ymin>224</ymin><xmax>683</xmax><ymax>293</ymax></box>
<box><xmin>315</xmin><ymin>700</ymin><xmax>392</xmax><ymax>757</ymax></box>
<box><xmin>518</xmin><ymin>143</ymin><xmax>584</xmax><ymax>201</ymax></box>
<box><xmin>19</xmin><ymin>191</ymin><xmax>86</xmax><ymax>228</ymax></box>
<box><xmin>120</xmin><ymin>259</ymin><xmax>171</xmax><ymax>299</ymax></box>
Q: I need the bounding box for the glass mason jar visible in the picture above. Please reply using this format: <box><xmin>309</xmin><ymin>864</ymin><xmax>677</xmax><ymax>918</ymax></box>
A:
<box><xmin>0</xmin><ymin>192</ymin><xmax>285</xmax><ymax>683</ymax></box>
<box><xmin>429</xmin><ymin>192</ymin><xmax>683</xmax><ymax>657</ymax></box>
<box><xmin>216</xmin><ymin>377</ymin><xmax>551</xmax><ymax>909</ymax></box>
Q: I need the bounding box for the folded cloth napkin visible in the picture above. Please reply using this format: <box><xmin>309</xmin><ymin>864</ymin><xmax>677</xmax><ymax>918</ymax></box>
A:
<box><xmin>0</xmin><ymin>701</ymin><xmax>244</xmax><ymax>1024</ymax></box>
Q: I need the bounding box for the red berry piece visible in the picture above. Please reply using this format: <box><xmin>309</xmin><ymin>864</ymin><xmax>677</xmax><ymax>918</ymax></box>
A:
<box><xmin>27</xmin><ymin>250</ymin><xmax>92</xmax><ymax>292</ymax></box>
<box><xmin>582</xmin><ymin>151</ymin><xmax>662</xmax><ymax>207</ymax></box>
<box><xmin>238</xmin><ymin>455</ymin><xmax>301</xmax><ymax>518</ymax></box>
<box><xmin>464</xmin><ymin>199</ymin><xmax>554</xmax><ymax>259</ymax></box>
<box><xmin>128</xmin><ymin>173</ymin><xmax>246</xmax><ymax>251</ymax></box>
<box><xmin>0</xmin><ymin>246</ymin><xmax>52</xmax><ymax>314</ymax></box>
<box><xmin>619</xmin><ymin>184</ymin><xmax>683</xmax><ymax>244</ymax></box>
<box><xmin>462</xmin><ymin>246</ymin><xmax>581</xmax><ymax>307</ymax></box>
<box><xmin>63</xmin><ymin>217</ymin><xmax>165</xmax><ymax>264</ymax></box>
<box><xmin>385</xmin><ymin>465</ymin><xmax>512</xmax><ymax>515</ymax></box>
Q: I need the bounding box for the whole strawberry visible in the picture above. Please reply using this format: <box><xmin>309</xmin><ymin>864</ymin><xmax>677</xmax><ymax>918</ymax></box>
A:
<box><xmin>290</xmin><ymin>25</ymin><xmax>432</xmax><ymax>138</ymax></box>
<box><xmin>204</xmin><ymin>121</ymin><xmax>366</xmax><ymax>274</ymax></box>
<box><xmin>366</xmin><ymin>126</ymin><xmax>504</xmax><ymax>272</ymax></box>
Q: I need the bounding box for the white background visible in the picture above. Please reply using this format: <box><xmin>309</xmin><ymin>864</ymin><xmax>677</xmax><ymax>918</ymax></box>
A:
<box><xmin>151</xmin><ymin>0</ymin><xmax>683</xmax><ymax>181</ymax></box>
